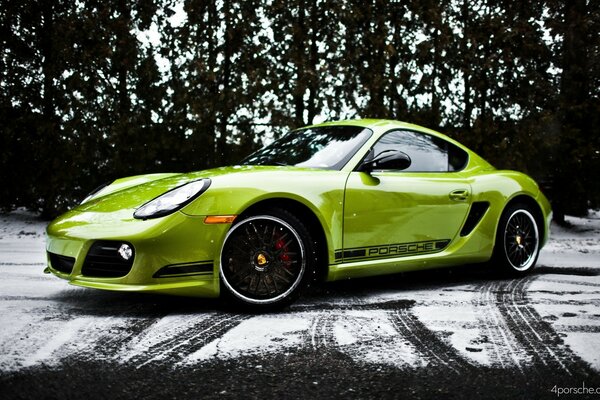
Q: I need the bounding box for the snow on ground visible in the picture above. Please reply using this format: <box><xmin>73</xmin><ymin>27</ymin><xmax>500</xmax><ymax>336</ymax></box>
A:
<box><xmin>183</xmin><ymin>314</ymin><xmax>310</xmax><ymax>365</ymax></box>
<box><xmin>0</xmin><ymin>208</ymin><xmax>46</xmax><ymax>266</ymax></box>
<box><xmin>539</xmin><ymin>210</ymin><xmax>600</xmax><ymax>268</ymax></box>
<box><xmin>533</xmin><ymin>213</ymin><xmax>600</xmax><ymax>369</ymax></box>
<box><xmin>0</xmin><ymin>208</ymin><xmax>599</xmax><ymax>373</ymax></box>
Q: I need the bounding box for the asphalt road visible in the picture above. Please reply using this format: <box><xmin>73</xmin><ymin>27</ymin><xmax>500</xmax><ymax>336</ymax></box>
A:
<box><xmin>1</xmin><ymin>211</ymin><xmax>599</xmax><ymax>399</ymax></box>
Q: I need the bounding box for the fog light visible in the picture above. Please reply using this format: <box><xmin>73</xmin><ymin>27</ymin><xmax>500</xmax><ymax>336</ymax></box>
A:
<box><xmin>118</xmin><ymin>244</ymin><xmax>133</xmax><ymax>261</ymax></box>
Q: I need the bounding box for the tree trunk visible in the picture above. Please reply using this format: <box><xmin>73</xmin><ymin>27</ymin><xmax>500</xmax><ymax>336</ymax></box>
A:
<box><xmin>217</xmin><ymin>0</ymin><xmax>232</xmax><ymax>165</ymax></box>
<box><xmin>116</xmin><ymin>0</ymin><xmax>131</xmax><ymax>118</ymax></box>
<box><xmin>41</xmin><ymin>2</ymin><xmax>54</xmax><ymax>120</ymax></box>
<box><xmin>462</xmin><ymin>0</ymin><xmax>471</xmax><ymax>129</ymax></box>
<box><xmin>294</xmin><ymin>1</ymin><xmax>306</xmax><ymax>126</ymax></box>
<box><xmin>554</xmin><ymin>0</ymin><xmax>589</xmax><ymax>221</ymax></box>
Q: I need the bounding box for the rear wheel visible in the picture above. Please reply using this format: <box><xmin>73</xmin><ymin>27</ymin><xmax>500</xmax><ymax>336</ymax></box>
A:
<box><xmin>219</xmin><ymin>208</ymin><xmax>315</xmax><ymax>309</ymax></box>
<box><xmin>492</xmin><ymin>203</ymin><xmax>541</xmax><ymax>275</ymax></box>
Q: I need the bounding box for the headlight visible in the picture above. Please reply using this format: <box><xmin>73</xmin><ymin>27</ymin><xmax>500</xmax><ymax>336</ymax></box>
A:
<box><xmin>133</xmin><ymin>179</ymin><xmax>211</xmax><ymax>220</ymax></box>
<box><xmin>81</xmin><ymin>181</ymin><xmax>113</xmax><ymax>205</ymax></box>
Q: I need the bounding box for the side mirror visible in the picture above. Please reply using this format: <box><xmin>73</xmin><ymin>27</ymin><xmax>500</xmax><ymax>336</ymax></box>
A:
<box><xmin>360</xmin><ymin>149</ymin><xmax>411</xmax><ymax>173</ymax></box>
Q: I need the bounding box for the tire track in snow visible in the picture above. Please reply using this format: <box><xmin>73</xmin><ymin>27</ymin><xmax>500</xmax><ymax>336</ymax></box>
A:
<box><xmin>93</xmin><ymin>316</ymin><xmax>166</xmax><ymax>359</ymax></box>
<box><xmin>301</xmin><ymin>297</ymin><xmax>474</xmax><ymax>372</ymax></box>
<box><xmin>553</xmin><ymin>325</ymin><xmax>600</xmax><ymax>333</ymax></box>
<box><xmin>537</xmin><ymin>277</ymin><xmax>600</xmax><ymax>288</ymax></box>
<box><xmin>472</xmin><ymin>275</ymin><xmax>595</xmax><ymax>375</ymax></box>
<box><xmin>388</xmin><ymin>308</ymin><xmax>473</xmax><ymax>373</ymax></box>
<box><xmin>525</xmin><ymin>299</ymin><xmax>600</xmax><ymax>306</ymax></box>
<box><xmin>124</xmin><ymin>313</ymin><xmax>251</xmax><ymax>367</ymax></box>
<box><xmin>496</xmin><ymin>275</ymin><xmax>592</xmax><ymax>376</ymax></box>
<box><xmin>0</xmin><ymin>262</ymin><xmax>45</xmax><ymax>266</ymax></box>
<box><xmin>301</xmin><ymin>296</ymin><xmax>366</xmax><ymax>350</ymax></box>
<box><xmin>472</xmin><ymin>280</ymin><xmax>528</xmax><ymax>371</ymax></box>
<box><xmin>299</xmin><ymin>297</ymin><xmax>414</xmax><ymax>350</ymax></box>
<box><xmin>305</xmin><ymin>312</ymin><xmax>336</xmax><ymax>350</ymax></box>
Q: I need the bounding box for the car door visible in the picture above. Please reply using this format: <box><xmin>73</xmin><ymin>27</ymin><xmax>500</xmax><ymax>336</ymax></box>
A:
<box><xmin>341</xmin><ymin>129</ymin><xmax>472</xmax><ymax>263</ymax></box>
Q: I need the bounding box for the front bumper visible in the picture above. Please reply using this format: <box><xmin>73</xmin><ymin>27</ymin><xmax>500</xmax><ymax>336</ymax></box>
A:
<box><xmin>46</xmin><ymin>209</ymin><xmax>230</xmax><ymax>297</ymax></box>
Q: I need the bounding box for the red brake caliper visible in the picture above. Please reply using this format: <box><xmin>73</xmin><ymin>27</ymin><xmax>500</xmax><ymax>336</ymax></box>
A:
<box><xmin>275</xmin><ymin>239</ymin><xmax>290</xmax><ymax>265</ymax></box>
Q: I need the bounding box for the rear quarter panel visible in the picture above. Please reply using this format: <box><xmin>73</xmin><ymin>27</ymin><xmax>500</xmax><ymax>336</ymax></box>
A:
<box><xmin>462</xmin><ymin>169</ymin><xmax>550</xmax><ymax>258</ymax></box>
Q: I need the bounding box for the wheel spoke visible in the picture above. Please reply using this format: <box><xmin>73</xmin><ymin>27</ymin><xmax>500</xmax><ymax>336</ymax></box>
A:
<box><xmin>250</xmin><ymin>223</ymin><xmax>262</xmax><ymax>247</ymax></box>
<box><xmin>270</xmin><ymin>225</ymin><xmax>277</xmax><ymax>246</ymax></box>
<box><xmin>264</xmin><ymin>274</ymin><xmax>275</xmax><ymax>294</ymax></box>
<box><xmin>243</xmin><ymin>225</ymin><xmax>258</xmax><ymax>248</ymax></box>
<box><xmin>518</xmin><ymin>249</ymin><xmax>525</xmax><ymax>265</ymax></box>
<box><xmin>235</xmin><ymin>271</ymin><xmax>252</xmax><ymax>289</ymax></box>
<box><xmin>273</xmin><ymin>268</ymin><xmax>293</xmax><ymax>284</ymax></box>
<box><xmin>262</xmin><ymin>224</ymin><xmax>270</xmax><ymax>245</ymax></box>
<box><xmin>230</xmin><ymin>244</ymin><xmax>250</xmax><ymax>257</ymax></box>
<box><xmin>250</xmin><ymin>274</ymin><xmax>258</xmax><ymax>295</ymax></box>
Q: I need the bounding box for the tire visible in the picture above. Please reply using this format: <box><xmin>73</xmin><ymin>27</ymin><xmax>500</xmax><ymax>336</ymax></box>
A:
<box><xmin>492</xmin><ymin>202</ymin><xmax>541</xmax><ymax>275</ymax></box>
<box><xmin>219</xmin><ymin>208</ymin><xmax>315</xmax><ymax>309</ymax></box>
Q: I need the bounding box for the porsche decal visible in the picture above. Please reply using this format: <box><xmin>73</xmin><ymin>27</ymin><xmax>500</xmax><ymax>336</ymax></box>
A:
<box><xmin>335</xmin><ymin>239</ymin><xmax>451</xmax><ymax>262</ymax></box>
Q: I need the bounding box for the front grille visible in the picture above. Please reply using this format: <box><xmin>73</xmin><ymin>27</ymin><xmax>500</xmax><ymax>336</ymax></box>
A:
<box><xmin>48</xmin><ymin>252</ymin><xmax>75</xmax><ymax>274</ymax></box>
<box><xmin>81</xmin><ymin>241</ymin><xmax>135</xmax><ymax>278</ymax></box>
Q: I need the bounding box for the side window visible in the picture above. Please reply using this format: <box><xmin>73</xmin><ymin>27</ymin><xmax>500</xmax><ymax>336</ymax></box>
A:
<box><xmin>372</xmin><ymin>130</ymin><xmax>468</xmax><ymax>172</ymax></box>
<box><xmin>448</xmin><ymin>141</ymin><xmax>469</xmax><ymax>171</ymax></box>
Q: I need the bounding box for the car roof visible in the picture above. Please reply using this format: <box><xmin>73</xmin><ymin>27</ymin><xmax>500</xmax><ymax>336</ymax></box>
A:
<box><xmin>307</xmin><ymin>118</ymin><xmax>409</xmax><ymax>129</ymax></box>
<box><xmin>306</xmin><ymin>119</ymin><xmax>459</xmax><ymax>145</ymax></box>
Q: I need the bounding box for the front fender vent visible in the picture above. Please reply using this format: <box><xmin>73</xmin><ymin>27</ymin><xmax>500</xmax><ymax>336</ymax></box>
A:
<box><xmin>460</xmin><ymin>202</ymin><xmax>490</xmax><ymax>237</ymax></box>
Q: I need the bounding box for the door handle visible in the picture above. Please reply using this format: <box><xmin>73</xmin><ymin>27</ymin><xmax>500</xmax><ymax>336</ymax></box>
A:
<box><xmin>449</xmin><ymin>189</ymin><xmax>469</xmax><ymax>201</ymax></box>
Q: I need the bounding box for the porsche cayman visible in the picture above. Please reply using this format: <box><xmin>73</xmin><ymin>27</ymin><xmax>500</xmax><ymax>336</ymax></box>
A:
<box><xmin>46</xmin><ymin>119</ymin><xmax>552</xmax><ymax>308</ymax></box>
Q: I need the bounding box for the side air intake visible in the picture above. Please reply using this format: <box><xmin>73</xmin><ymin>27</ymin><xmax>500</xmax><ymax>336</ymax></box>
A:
<box><xmin>460</xmin><ymin>202</ymin><xmax>490</xmax><ymax>237</ymax></box>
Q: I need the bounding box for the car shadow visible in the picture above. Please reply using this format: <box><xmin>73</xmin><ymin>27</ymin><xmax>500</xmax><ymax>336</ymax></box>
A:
<box><xmin>47</xmin><ymin>264</ymin><xmax>598</xmax><ymax>317</ymax></box>
<box><xmin>303</xmin><ymin>263</ymin><xmax>599</xmax><ymax>300</ymax></box>
<box><xmin>49</xmin><ymin>288</ymin><xmax>224</xmax><ymax>317</ymax></box>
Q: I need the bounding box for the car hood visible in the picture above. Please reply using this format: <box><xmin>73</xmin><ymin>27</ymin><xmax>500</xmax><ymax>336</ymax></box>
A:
<box><xmin>74</xmin><ymin>165</ymin><xmax>318</xmax><ymax>214</ymax></box>
<box><xmin>47</xmin><ymin>165</ymin><xmax>348</xmax><ymax>239</ymax></box>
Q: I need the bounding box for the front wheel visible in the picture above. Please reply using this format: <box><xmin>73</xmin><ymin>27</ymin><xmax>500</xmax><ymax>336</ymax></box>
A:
<box><xmin>492</xmin><ymin>203</ymin><xmax>541</xmax><ymax>275</ymax></box>
<box><xmin>219</xmin><ymin>209</ymin><xmax>315</xmax><ymax>309</ymax></box>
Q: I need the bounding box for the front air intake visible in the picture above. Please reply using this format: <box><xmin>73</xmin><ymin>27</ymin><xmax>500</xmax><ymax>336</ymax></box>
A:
<box><xmin>81</xmin><ymin>241</ymin><xmax>135</xmax><ymax>278</ymax></box>
<box><xmin>48</xmin><ymin>252</ymin><xmax>75</xmax><ymax>274</ymax></box>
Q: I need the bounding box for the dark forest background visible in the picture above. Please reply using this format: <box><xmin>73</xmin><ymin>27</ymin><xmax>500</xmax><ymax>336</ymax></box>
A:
<box><xmin>1</xmin><ymin>0</ymin><xmax>599</xmax><ymax>220</ymax></box>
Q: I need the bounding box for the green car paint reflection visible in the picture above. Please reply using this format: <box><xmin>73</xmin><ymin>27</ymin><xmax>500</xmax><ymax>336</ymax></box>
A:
<box><xmin>46</xmin><ymin>119</ymin><xmax>551</xmax><ymax>309</ymax></box>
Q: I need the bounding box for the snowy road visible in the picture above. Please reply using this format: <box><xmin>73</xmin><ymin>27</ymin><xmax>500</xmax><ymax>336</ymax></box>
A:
<box><xmin>1</xmin><ymin>209</ymin><xmax>600</xmax><ymax>398</ymax></box>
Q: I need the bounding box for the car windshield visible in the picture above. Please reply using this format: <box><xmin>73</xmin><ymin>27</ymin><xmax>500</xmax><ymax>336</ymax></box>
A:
<box><xmin>241</xmin><ymin>126</ymin><xmax>372</xmax><ymax>170</ymax></box>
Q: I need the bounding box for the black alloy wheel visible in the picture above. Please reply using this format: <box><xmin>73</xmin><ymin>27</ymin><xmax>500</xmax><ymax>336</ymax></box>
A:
<box><xmin>493</xmin><ymin>203</ymin><xmax>541</xmax><ymax>274</ymax></box>
<box><xmin>220</xmin><ymin>209</ymin><xmax>314</xmax><ymax>308</ymax></box>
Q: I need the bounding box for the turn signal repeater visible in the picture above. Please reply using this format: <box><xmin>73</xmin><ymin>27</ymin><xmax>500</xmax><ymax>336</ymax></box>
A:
<box><xmin>204</xmin><ymin>215</ymin><xmax>237</xmax><ymax>224</ymax></box>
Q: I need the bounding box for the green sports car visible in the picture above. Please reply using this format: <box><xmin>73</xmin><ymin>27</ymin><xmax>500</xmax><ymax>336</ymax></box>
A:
<box><xmin>46</xmin><ymin>119</ymin><xmax>552</xmax><ymax>308</ymax></box>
